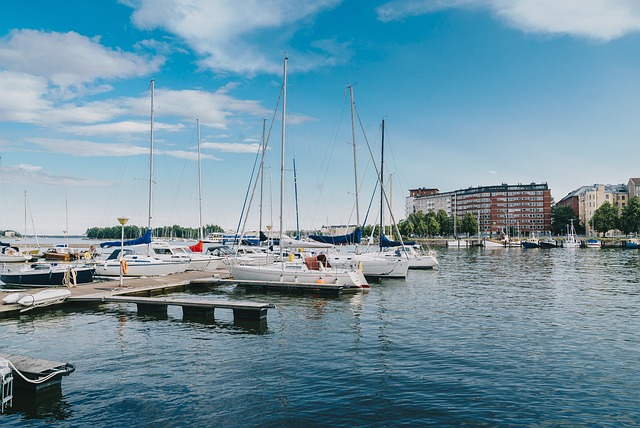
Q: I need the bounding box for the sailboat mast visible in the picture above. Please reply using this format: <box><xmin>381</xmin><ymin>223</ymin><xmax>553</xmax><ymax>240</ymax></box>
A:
<box><xmin>380</xmin><ymin>119</ymin><xmax>385</xmax><ymax>251</ymax></box>
<box><xmin>148</xmin><ymin>79</ymin><xmax>155</xmax><ymax>233</ymax></box>
<box><xmin>259</xmin><ymin>118</ymin><xmax>267</xmax><ymax>234</ymax></box>
<box><xmin>197</xmin><ymin>118</ymin><xmax>203</xmax><ymax>240</ymax></box>
<box><xmin>279</xmin><ymin>56</ymin><xmax>287</xmax><ymax>261</ymax></box>
<box><xmin>293</xmin><ymin>158</ymin><xmax>300</xmax><ymax>240</ymax></box>
<box><xmin>349</xmin><ymin>85</ymin><xmax>360</xmax><ymax>227</ymax></box>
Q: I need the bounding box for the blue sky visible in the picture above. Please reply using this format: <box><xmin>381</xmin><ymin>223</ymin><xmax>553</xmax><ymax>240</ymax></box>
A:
<box><xmin>1</xmin><ymin>0</ymin><xmax>639</xmax><ymax>235</ymax></box>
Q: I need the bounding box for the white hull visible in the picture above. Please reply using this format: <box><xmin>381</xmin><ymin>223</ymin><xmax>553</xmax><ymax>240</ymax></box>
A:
<box><xmin>408</xmin><ymin>254</ymin><xmax>438</xmax><ymax>269</ymax></box>
<box><xmin>228</xmin><ymin>262</ymin><xmax>368</xmax><ymax>288</ymax></box>
<box><xmin>482</xmin><ymin>239</ymin><xmax>504</xmax><ymax>248</ymax></box>
<box><xmin>94</xmin><ymin>258</ymin><xmax>189</xmax><ymax>277</ymax></box>
<box><xmin>328</xmin><ymin>253</ymin><xmax>409</xmax><ymax>278</ymax></box>
<box><xmin>188</xmin><ymin>255</ymin><xmax>226</xmax><ymax>271</ymax></box>
<box><xmin>0</xmin><ymin>254</ymin><xmax>31</xmax><ymax>262</ymax></box>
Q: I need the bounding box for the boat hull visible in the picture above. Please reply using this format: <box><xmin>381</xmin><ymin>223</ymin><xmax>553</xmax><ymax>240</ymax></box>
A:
<box><xmin>0</xmin><ymin>266</ymin><xmax>94</xmax><ymax>286</ymax></box>
<box><xmin>228</xmin><ymin>263</ymin><xmax>368</xmax><ymax>288</ymax></box>
<box><xmin>94</xmin><ymin>259</ymin><xmax>189</xmax><ymax>277</ymax></box>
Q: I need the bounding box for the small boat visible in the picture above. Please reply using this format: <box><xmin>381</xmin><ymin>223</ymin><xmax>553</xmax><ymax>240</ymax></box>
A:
<box><xmin>586</xmin><ymin>238</ymin><xmax>601</xmax><ymax>248</ymax></box>
<box><xmin>625</xmin><ymin>239</ymin><xmax>639</xmax><ymax>250</ymax></box>
<box><xmin>3</xmin><ymin>289</ymin><xmax>72</xmax><ymax>311</ymax></box>
<box><xmin>521</xmin><ymin>233</ymin><xmax>540</xmax><ymax>249</ymax></box>
<box><xmin>0</xmin><ymin>263</ymin><xmax>95</xmax><ymax>287</ymax></box>
<box><xmin>539</xmin><ymin>238</ymin><xmax>558</xmax><ymax>249</ymax></box>
<box><xmin>563</xmin><ymin>220</ymin><xmax>581</xmax><ymax>248</ymax></box>
<box><xmin>43</xmin><ymin>245</ymin><xmax>80</xmax><ymax>261</ymax></box>
<box><xmin>0</xmin><ymin>243</ymin><xmax>31</xmax><ymax>262</ymax></box>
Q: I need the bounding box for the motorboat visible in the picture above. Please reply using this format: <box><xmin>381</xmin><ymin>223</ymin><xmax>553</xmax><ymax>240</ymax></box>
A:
<box><xmin>0</xmin><ymin>263</ymin><xmax>94</xmax><ymax>287</ymax></box>
<box><xmin>151</xmin><ymin>241</ymin><xmax>225</xmax><ymax>271</ymax></box>
<box><xmin>586</xmin><ymin>238</ymin><xmax>601</xmax><ymax>248</ymax></box>
<box><xmin>94</xmin><ymin>246</ymin><xmax>189</xmax><ymax>277</ymax></box>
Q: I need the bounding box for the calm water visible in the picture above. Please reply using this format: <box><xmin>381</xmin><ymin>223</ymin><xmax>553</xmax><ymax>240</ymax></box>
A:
<box><xmin>2</xmin><ymin>247</ymin><xmax>640</xmax><ymax>427</ymax></box>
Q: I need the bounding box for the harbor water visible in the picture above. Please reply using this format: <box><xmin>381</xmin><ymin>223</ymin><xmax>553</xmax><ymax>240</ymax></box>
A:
<box><xmin>2</xmin><ymin>246</ymin><xmax>640</xmax><ymax>426</ymax></box>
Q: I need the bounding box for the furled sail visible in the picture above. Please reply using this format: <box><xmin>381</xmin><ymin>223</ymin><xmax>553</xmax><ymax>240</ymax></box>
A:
<box><xmin>99</xmin><ymin>229</ymin><xmax>152</xmax><ymax>248</ymax></box>
<box><xmin>309</xmin><ymin>227</ymin><xmax>362</xmax><ymax>245</ymax></box>
<box><xmin>380</xmin><ymin>234</ymin><xmax>415</xmax><ymax>248</ymax></box>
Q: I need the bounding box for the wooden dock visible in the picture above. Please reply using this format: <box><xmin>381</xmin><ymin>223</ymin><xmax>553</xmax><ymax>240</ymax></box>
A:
<box><xmin>1</xmin><ymin>270</ymin><xmax>276</xmax><ymax>321</ymax></box>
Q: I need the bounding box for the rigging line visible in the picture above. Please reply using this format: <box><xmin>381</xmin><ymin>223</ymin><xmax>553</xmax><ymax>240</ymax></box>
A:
<box><xmin>383</xmin><ymin>125</ymin><xmax>408</xmax><ymax>216</ymax></box>
<box><xmin>354</xmin><ymin>106</ymin><xmax>381</xmax><ymax>227</ymax></box>
<box><xmin>358</xmin><ymin>118</ymin><xmax>404</xmax><ymax>245</ymax></box>
<box><xmin>166</xmin><ymin>120</ymin><xmax>197</xmax><ymax>228</ymax></box>
<box><xmin>308</xmin><ymin>89</ymin><xmax>350</xmax><ymax>228</ymax></box>
<box><xmin>235</xmin><ymin>86</ymin><xmax>282</xmax><ymax>246</ymax></box>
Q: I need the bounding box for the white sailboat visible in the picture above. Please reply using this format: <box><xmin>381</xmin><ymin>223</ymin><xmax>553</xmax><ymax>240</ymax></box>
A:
<box><xmin>563</xmin><ymin>219</ymin><xmax>581</xmax><ymax>248</ymax></box>
<box><xmin>95</xmin><ymin>80</ymin><xmax>189</xmax><ymax>277</ymax></box>
<box><xmin>228</xmin><ymin>57</ymin><xmax>369</xmax><ymax>290</ymax></box>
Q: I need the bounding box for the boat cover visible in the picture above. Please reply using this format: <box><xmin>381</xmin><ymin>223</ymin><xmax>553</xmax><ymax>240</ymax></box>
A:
<box><xmin>99</xmin><ymin>229</ymin><xmax>152</xmax><ymax>248</ymax></box>
<box><xmin>309</xmin><ymin>227</ymin><xmax>362</xmax><ymax>245</ymax></box>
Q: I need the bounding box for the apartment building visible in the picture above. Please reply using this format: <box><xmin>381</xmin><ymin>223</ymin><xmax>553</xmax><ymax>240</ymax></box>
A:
<box><xmin>557</xmin><ymin>183</ymin><xmax>629</xmax><ymax>235</ymax></box>
<box><xmin>406</xmin><ymin>183</ymin><xmax>552</xmax><ymax>235</ymax></box>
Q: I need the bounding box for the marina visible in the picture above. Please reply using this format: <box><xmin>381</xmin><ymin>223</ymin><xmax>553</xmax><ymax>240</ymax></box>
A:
<box><xmin>1</xmin><ymin>246</ymin><xmax>639</xmax><ymax>425</ymax></box>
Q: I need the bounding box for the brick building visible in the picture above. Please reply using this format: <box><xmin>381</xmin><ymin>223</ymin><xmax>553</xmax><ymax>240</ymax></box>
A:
<box><xmin>406</xmin><ymin>183</ymin><xmax>552</xmax><ymax>236</ymax></box>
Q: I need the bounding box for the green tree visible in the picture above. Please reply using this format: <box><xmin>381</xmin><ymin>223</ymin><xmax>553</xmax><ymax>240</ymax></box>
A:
<box><xmin>592</xmin><ymin>201</ymin><xmax>619</xmax><ymax>236</ymax></box>
<box><xmin>460</xmin><ymin>212</ymin><xmax>478</xmax><ymax>236</ymax></box>
<box><xmin>436</xmin><ymin>209</ymin><xmax>450</xmax><ymax>236</ymax></box>
<box><xmin>551</xmin><ymin>205</ymin><xmax>579</xmax><ymax>236</ymax></box>
<box><xmin>426</xmin><ymin>216</ymin><xmax>440</xmax><ymax>237</ymax></box>
<box><xmin>619</xmin><ymin>196</ymin><xmax>640</xmax><ymax>235</ymax></box>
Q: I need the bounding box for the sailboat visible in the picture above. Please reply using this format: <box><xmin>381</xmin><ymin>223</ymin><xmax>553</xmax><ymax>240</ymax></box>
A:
<box><xmin>325</xmin><ymin>118</ymin><xmax>410</xmax><ymax>278</ymax></box>
<box><xmin>152</xmin><ymin>119</ymin><xmax>226</xmax><ymax>271</ymax></box>
<box><xmin>563</xmin><ymin>219</ymin><xmax>581</xmax><ymax>248</ymax></box>
<box><xmin>94</xmin><ymin>80</ymin><xmax>189</xmax><ymax>277</ymax></box>
<box><xmin>228</xmin><ymin>57</ymin><xmax>369</xmax><ymax>290</ymax></box>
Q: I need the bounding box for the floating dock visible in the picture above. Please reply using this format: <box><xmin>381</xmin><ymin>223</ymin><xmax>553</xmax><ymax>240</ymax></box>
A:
<box><xmin>0</xmin><ymin>353</ymin><xmax>75</xmax><ymax>392</ymax></box>
<box><xmin>1</xmin><ymin>270</ymin><xmax>276</xmax><ymax>321</ymax></box>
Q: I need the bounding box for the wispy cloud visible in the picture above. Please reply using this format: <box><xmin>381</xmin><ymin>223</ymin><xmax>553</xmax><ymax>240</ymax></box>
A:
<box><xmin>376</xmin><ymin>0</ymin><xmax>640</xmax><ymax>41</ymax></box>
<box><xmin>201</xmin><ymin>141</ymin><xmax>264</xmax><ymax>154</ymax></box>
<box><xmin>128</xmin><ymin>0</ymin><xmax>348</xmax><ymax>75</ymax></box>
<box><xmin>0</xmin><ymin>163</ymin><xmax>112</xmax><ymax>186</ymax></box>
<box><xmin>27</xmin><ymin>138</ymin><xmax>220</xmax><ymax>160</ymax></box>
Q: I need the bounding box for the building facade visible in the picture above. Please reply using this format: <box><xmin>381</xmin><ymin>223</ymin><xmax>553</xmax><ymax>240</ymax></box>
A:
<box><xmin>557</xmin><ymin>183</ymin><xmax>629</xmax><ymax>235</ymax></box>
<box><xmin>406</xmin><ymin>183</ymin><xmax>552</xmax><ymax>236</ymax></box>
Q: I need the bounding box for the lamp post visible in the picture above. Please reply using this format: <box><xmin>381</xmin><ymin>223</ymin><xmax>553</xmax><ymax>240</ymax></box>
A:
<box><xmin>117</xmin><ymin>217</ymin><xmax>129</xmax><ymax>287</ymax></box>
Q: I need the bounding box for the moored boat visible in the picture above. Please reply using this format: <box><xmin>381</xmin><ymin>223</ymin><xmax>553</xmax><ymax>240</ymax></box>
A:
<box><xmin>586</xmin><ymin>238</ymin><xmax>601</xmax><ymax>248</ymax></box>
<box><xmin>0</xmin><ymin>263</ymin><xmax>94</xmax><ymax>287</ymax></box>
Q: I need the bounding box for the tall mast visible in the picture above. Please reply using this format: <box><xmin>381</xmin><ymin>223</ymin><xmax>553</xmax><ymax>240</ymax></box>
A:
<box><xmin>197</xmin><ymin>118</ymin><xmax>203</xmax><ymax>240</ymax></box>
<box><xmin>148</xmin><ymin>79</ymin><xmax>155</xmax><ymax>233</ymax></box>
<box><xmin>259</xmin><ymin>118</ymin><xmax>267</xmax><ymax>234</ymax></box>
<box><xmin>349</xmin><ymin>85</ymin><xmax>360</xmax><ymax>227</ymax></box>
<box><xmin>293</xmin><ymin>158</ymin><xmax>300</xmax><ymax>240</ymax></box>
<box><xmin>279</xmin><ymin>55</ymin><xmax>287</xmax><ymax>261</ymax></box>
<box><xmin>380</xmin><ymin>119</ymin><xmax>385</xmax><ymax>251</ymax></box>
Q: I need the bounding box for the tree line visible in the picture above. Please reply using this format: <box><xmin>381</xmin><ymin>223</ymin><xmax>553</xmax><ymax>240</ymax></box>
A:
<box><xmin>551</xmin><ymin>196</ymin><xmax>640</xmax><ymax>236</ymax></box>
<box><xmin>85</xmin><ymin>224</ymin><xmax>225</xmax><ymax>240</ymax></box>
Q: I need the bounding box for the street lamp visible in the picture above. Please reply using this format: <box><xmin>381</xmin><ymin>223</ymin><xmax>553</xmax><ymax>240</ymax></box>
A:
<box><xmin>117</xmin><ymin>217</ymin><xmax>129</xmax><ymax>287</ymax></box>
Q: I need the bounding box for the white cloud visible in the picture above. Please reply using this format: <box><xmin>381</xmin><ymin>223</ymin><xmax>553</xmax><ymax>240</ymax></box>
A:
<box><xmin>201</xmin><ymin>141</ymin><xmax>263</xmax><ymax>154</ymax></box>
<box><xmin>128</xmin><ymin>0</ymin><xmax>347</xmax><ymax>75</ymax></box>
<box><xmin>376</xmin><ymin>0</ymin><xmax>640</xmax><ymax>41</ymax></box>
<box><xmin>0</xmin><ymin>29</ymin><xmax>164</xmax><ymax>97</ymax></box>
